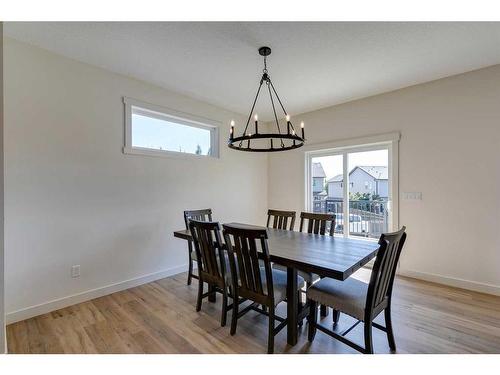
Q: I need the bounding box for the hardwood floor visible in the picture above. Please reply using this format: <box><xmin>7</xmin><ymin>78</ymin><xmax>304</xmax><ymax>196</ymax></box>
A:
<box><xmin>7</xmin><ymin>269</ymin><xmax>500</xmax><ymax>354</ymax></box>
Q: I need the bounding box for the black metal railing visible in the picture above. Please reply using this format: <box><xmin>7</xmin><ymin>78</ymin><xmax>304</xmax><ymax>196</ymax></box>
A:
<box><xmin>313</xmin><ymin>198</ymin><xmax>389</xmax><ymax>239</ymax></box>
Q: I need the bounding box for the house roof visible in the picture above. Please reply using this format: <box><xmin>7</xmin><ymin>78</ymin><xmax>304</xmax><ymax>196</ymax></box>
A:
<box><xmin>357</xmin><ymin>166</ymin><xmax>388</xmax><ymax>180</ymax></box>
<box><xmin>327</xmin><ymin>174</ymin><xmax>343</xmax><ymax>183</ymax></box>
<box><xmin>326</xmin><ymin>166</ymin><xmax>388</xmax><ymax>182</ymax></box>
<box><xmin>312</xmin><ymin>163</ymin><xmax>326</xmax><ymax>178</ymax></box>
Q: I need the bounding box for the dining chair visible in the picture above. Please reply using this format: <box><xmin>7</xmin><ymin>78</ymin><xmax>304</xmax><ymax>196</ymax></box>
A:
<box><xmin>276</xmin><ymin>211</ymin><xmax>336</xmax><ymax>317</ymax></box>
<box><xmin>266</xmin><ymin>209</ymin><xmax>296</xmax><ymax>231</ymax></box>
<box><xmin>222</xmin><ymin>223</ymin><xmax>305</xmax><ymax>354</ymax></box>
<box><xmin>188</xmin><ymin>219</ymin><xmax>233</xmax><ymax>327</ymax></box>
<box><xmin>307</xmin><ymin>226</ymin><xmax>407</xmax><ymax>354</ymax></box>
<box><xmin>183</xmin><ymin>209</ymin><xmax>213</xmax><ymax>285</ymax></box>
<box><xmin>299</xmin><ymin>211</ymin><xmax>336</xmax><ymax>236</ymax></box>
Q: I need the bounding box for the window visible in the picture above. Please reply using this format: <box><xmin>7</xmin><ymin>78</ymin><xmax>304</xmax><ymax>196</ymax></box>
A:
<box><xmin>123</xmin><ymin>97</ymin><xmax>219</xmax><ymax>158</ymax></box>
<box><xmin>305</xmin><ymin>133</ymin><xmax>399</xmax><ymax>240</ymax></box>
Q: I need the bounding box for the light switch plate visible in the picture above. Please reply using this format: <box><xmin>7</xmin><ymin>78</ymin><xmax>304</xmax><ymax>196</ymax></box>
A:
<box><xmin>403</xmin><ymin>192</ymin><xmax>422</xmax><ymax>200</ymax></box>
<box><xmin>71</xmin><ymin>265</ymin><xmax>81</xmax><ymax>278</ymax></box>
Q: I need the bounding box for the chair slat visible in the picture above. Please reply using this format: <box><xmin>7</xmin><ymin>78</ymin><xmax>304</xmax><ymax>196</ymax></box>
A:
<box><xmin>299</xmin><ymin>212</ymin><xmax>336</xmax><ymax>236</ymax></box>
<box><xmin>266</xmin><ymin>209</ymin><xmax>296</xmax><ymax>231</ymax></box>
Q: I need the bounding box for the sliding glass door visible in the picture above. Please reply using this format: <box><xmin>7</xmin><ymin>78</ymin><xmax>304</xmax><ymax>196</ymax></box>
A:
<box><xmin>308</xmin><ymin>145</ymin><xmax>393</xmax><ymax>240</ymax></box>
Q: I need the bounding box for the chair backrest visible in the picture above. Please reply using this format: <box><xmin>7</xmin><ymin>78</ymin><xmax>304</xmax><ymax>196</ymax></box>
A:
<box><xmin>365</xmin><ymin>226</ymin><xmax>407</xmax><ymax>318</ymax></box>
<box><xmin>299</xmin><ymin>212</ymin><xmax>336</xmax><ymax>236</ymax></box>
<box><xmin>222</xmin><ymin>224</ymin><xmax>274</xmax><ymax>306</ymax></box>
<box><xmin>266</xmin><ymin>209</ymin><xmax>296</xmax><ymax>231</ymax></box>
<box><xmin>189</xmin><ymin>220</ymin><xmax>226</xmax><ymax>287</ymax></box>
<box><xmin>184</xmin><ymin>208</ymin><xmax>213</xmax><ymax>229</ymax></box>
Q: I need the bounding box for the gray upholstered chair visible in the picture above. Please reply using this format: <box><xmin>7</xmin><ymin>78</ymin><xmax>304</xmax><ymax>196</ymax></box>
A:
<box><xmin>307</xmin><ymin>226</ymin><xmax>407</xmax><ymax>354</ymax></box>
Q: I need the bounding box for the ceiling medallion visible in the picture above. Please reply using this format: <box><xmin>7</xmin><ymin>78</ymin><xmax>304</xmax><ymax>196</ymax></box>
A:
<box><xmin>228</xmin><ymin>46</ymin><xmax>305</xmax><ymax>152</ymax></box>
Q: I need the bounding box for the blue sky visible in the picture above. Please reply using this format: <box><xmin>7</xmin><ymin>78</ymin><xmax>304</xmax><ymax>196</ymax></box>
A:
<box><xmin>132</xmin><ymin>113</ymin><xmax>211</xmax><ymax>155</ymax></box>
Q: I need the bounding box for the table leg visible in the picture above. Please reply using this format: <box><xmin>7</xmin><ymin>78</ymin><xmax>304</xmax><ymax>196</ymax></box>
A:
<box><xmin>208</xmin><ymin>284</ymin><xmax>216</xmax><ymax>302</ymax></box>
<box><xmin>286</xmin><ymin>267</ymin><xmax>298</xmax><ymax>346</ymax></box>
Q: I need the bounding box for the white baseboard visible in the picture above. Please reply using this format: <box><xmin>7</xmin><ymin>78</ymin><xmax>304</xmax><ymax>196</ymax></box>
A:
<box><xmin>6</xmin><ymin>264</ymin><xmax>189</xmax><ymax>324</ymax></box>
<box><xmin>398</xmin><ymin>269</ymin><xmax>500</xmax><ymax>296</ymax></box>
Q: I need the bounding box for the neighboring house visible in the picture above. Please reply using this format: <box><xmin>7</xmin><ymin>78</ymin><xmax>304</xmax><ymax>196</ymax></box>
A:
<box><xmin>312</xmin><ymin>162</ymin><xmax>326</xmax><ymax>197</ymax></box>
<box><xmin>327</xmin><ymin>166</ymin><xmax>388</xmax><ymax>199</ymax></box>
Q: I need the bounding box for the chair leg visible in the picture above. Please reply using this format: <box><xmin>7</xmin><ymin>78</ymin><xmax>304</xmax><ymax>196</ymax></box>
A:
<box><xmin>364</xmin><ymin>321</ymin><xmax>374</xmax><ymax>354</ymax></box>
<box><xmin>221</xmin><ymin>288</ymin><xmax>228</xmax><ymax>327</ymax></box>
<box><xmin>230</xmin><ymin>292</ymin><xmax>239</xmax><ymax>336</ymax></box>
<box><xmin>332</xmin><ymin>309</ymin><xmax>340</xmax><ymax>328</ymax></box>
<box><xmin>298</xmin><ymin>290</ymin><xmax>304</xmax><ymax>328</ymax></box>
<box><xmin>384</xmin><ymin>306</ymin><xmax>396</xmax><ymax>351</ymax></box>
<box><xmin>187</xmin><ymin>242</ymin><xmax>193</xmax><ymax>285</ymax></box>
<box><xmin>196</xmin><ymin>279</ymin><xmax>203</xmax><ymax>312</ymax></box>
<box><xmin>308</xmin><ymin>300</ymin><xmax>318</xmax><ymax>342</ymax></box>
<box><xmin>320</xmin><ymin>304</ymin><xmax>329</xmax><ymax>317</ymax></box>
<box><xmin>267</xmin><ymin>306</ymin><xmax>275</xmax><ymax>354</ymax></box>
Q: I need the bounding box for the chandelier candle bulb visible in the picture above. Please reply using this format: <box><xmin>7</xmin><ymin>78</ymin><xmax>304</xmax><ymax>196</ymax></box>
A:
<box><xmin>230</xmin><ymin>120</ymin><xmax>235</xmax><ymax>140</ymax></box>
<box><xmin>254</xmin><ymin>114</ymin><xmax>259</xmax><ymax>134</ymax></box>
<box><xmin>301</xmin><ymin>121</ymin><xmax>305</xmax><ymax>139</ymax></box>
<box><xmin>286</xmin><ymin>114</ymin><xmax>291</xmax><ymax>134</ymax></box>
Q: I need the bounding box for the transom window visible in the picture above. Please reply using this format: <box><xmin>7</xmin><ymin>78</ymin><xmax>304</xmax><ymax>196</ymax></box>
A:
<box><xmin>123</xmin><ymin>97</ymin><xmax>219</xmax><ymax>158</ymax></box>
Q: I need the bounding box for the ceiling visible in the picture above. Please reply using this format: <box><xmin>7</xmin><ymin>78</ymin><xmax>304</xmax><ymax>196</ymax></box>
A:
<box><xmin>5</xmin><ymin>22</ymin><xmax>500</xmax><ymax>120</ymax></box>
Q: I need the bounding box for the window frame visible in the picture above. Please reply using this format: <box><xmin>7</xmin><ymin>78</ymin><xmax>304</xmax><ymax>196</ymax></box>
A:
<box><xmin>304</xmin><ymin>132</ymin><xmax>400</xmax><ymax>239</ymax></box>
<box><xmin>123</xmin><ymin>97</ymin><xmax>220</xmax><ymax>159</ymax></box>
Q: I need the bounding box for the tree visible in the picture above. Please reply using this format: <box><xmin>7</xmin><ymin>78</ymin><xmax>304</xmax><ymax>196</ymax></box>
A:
<box><xmin>195</xmin><ymin>144</ymin><xmax>202</xmax><ymax>155</ymax></box>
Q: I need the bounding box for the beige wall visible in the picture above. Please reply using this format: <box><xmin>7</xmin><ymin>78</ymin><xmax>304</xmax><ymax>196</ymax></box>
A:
<box><xmin>0</xmin><ymin>23</ymin><xmax>5</xmax><ymax>352</ymax></box>
<box><xmin>268</xmin><ymin>65</ymin><xmax>500</xmax><ymax>295</ymax></box>
<box><xmin>4</xmin><ymin>38</ymin><xmax>268</xmax><ymax>321</ymax></box>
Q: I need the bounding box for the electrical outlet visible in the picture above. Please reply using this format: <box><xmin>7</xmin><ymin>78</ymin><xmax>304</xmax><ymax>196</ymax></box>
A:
<box><xmin>71</xmin><ymin>265</ymin><xmax>81</xmax><ymax>278</ymax></box>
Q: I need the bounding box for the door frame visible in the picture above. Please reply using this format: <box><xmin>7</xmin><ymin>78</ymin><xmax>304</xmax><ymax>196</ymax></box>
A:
<box><xmin>304</xmin><ymin>132</ymin><xmax>400</xmax><ymax>238</ymax></box>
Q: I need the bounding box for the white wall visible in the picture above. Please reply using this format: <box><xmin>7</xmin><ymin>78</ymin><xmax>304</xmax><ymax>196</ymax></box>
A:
<box><xmin>269</xmin><ymin>65</ymin><xmax>500</xmax><ymax>295</ymax></box>
<box><xmin>4</xmin><ymin>38</ymin><xmax>268</xmax><ymax>322</ymax></box>
<box><xmin>0</xmin><ymin>23</ymin><xmax>6</xmax><ymax>352</ymax></box>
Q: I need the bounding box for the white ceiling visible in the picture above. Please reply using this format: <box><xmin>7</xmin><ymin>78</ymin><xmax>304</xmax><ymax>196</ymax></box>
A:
<box><xmin>6</xmin><ymin>22</ymin><xmax>500</xmax><ymax>119</ymax></box>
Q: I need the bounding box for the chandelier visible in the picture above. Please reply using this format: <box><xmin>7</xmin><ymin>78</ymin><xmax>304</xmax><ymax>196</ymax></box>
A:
<box><xmin>228</xmin><ymin>46</ymin><xmax>305</xmax><ymax>152</ymax></box>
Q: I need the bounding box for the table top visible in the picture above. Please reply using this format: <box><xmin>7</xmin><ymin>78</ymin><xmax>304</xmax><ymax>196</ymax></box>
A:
<box><xmin>174</xmin><ymin>223</ymin><xmax>380</xmax><ymax>280</ymax></box>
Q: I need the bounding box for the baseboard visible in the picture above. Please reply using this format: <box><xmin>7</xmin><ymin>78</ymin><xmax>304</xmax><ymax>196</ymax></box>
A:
<box><xmin>6</xmin><ymin>264</ymin><xmax>189</xmax><ymax>324</ymax></box>
<box><xmin>398</xmin><ymin>269</ymin><xmax>500</xmax><ymax>296</ymax></box>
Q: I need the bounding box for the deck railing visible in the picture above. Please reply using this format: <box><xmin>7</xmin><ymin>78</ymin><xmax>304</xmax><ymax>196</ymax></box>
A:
<box><xmin>312</xmin><ymin>198</ymin><xmax>388</xmax><ymax>238</ymax></box>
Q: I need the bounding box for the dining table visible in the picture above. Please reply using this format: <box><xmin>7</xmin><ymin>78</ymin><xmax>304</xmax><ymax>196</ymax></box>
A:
<box><xmin>174</xmin><ymin>222</ymin><xmax>380</xmax><ymax>346</ymax></box>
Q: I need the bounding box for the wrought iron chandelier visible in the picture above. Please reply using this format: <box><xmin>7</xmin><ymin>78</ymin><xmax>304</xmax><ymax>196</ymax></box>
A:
<box><xmin>228</xmin><ymin>46</ymin><xmax>305</xmax><ymax>152</ymax></box>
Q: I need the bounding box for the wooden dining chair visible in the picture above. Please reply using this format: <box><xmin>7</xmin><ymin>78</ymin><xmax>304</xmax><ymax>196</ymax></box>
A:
<box><xmin>276</xmin><ymin>212</ymin><xmax>336</xmax><ymax>317</ymax></box>
<box><xmin>183</xmin><ymin>209</ymin><xmax>213</xmax><ymax>285</ymax></box>
<box><xmin>299</xmin><ymin>212</ymin><xmax>336</xmax><ymax>236</ymax></box>
<box><xmin>307</xmin><ymin>226</ymin><xmax>407</xmax><ymax>354</ymax></box>
<box><xmin>188</xmin><ymin>219</ymin><xmax>232</xmax><ymax>327</ymax></box>
<box><xmin>222</xmin><ymin>223</ymin><xmax>305</xmax><ymax>354</ymax></box>
<box><xmin>266</xmin><ymin>209</ymin><xmax>296</xmax><ymax>231</ymax></box>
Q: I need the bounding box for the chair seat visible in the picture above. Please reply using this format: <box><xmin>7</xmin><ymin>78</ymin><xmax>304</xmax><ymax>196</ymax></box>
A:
<box><xmin>272</xmin><ymin>263</ymin><xmax>320</xmax><ymax>284</ymax></box>
<box><xmin>261</xmin><ymin>268</ymin><xmax>305</xmax><ymax>305</ymax></box>
<box><xmin>307</xmin><ymin>277</ymin><xmax>368</xmax><ymax>321</ymax></box>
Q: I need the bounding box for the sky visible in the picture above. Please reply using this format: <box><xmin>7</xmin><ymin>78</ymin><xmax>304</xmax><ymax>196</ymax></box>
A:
<box><xmin>132</xmin><ymin>113</ymin><xmax>211</xmax><ymax>155</ymax></box>
<box><xmin>313</xmin><ymin>149</ymin><xmax>388</xmax><ymax>180</ymax></box>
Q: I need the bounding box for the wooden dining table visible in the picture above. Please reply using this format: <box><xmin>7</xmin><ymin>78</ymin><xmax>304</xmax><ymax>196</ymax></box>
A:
<box><xmin>174</xmin><ymin>223</ymin><xmax>380</xmax><ymax>346</ymax></box>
